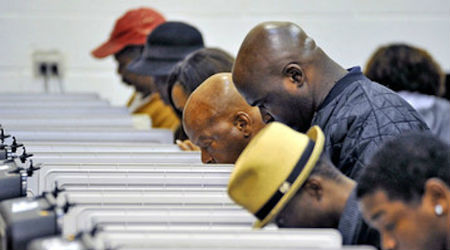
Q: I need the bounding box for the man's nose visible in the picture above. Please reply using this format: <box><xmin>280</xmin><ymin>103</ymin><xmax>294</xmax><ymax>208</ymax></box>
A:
<box><xmin>381</xmin><ymin>233</ymin><xmax>397</xmax><ymax>250</ymax></box>
<box><xmin>201</xmin><ymin>149</ymin><xmax>215</xmax><ymax>164</ymax></box>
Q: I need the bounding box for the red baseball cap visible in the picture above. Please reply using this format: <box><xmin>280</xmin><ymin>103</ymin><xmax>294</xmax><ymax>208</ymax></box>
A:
<box><xmin>91</xmin><ymin>7</ymin><xmax>165</xmax><ymax>58</ymax></box>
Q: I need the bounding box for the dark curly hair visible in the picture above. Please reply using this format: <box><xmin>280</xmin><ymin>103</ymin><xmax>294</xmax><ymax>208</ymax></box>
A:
<box><xmin>356</xmin><ymin>132</ymin><xmax>450</xmax><ymax>203</ymax></box>
<box><xmin>365</xmin><ymin>44</ymin><xmax>445</xmax><ymax>96</ymax></box>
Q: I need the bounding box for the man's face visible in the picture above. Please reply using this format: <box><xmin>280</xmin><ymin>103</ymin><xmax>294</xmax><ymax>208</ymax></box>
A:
<box><xmin>185</xmin><ymin>116</ymin><xmax>249</xmax><ymax>164</ymax></box>
<box><xmin>274</xmin><ymin>181</ymin><xmax>338</xmax><ymax>229</ymax></box>
<box><xmin>114</xmin><ymin>51</ymin><xmax>134</xmax><ymax>83</ymax></box>
<box><xmin>360</xmin><ymin>190</ymin><xmax>443</xmax><ymax>250</ymax></box>
<box><xmin>234</xmin><ymin>65</ymin><xmax>315</xmax><ymax>133</ymax></box>
<box><xmin>114</xmin><ymin>50</ymin><xmax>157</xmax><ymax>96</ymax></box>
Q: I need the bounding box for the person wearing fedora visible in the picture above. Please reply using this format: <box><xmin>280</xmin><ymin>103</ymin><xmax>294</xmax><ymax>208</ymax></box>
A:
<box><xmin>91</xmin><ymin>8</ymin><xmax>179</xmax><ymax>130</ymax></box>
<box><xmin>357</xmin><ymin>133</ymin><xmax>450</xmax><ymax>250</ymax></box>
<box><xmin>232</xmin><ymin>21</ymin><xmax>429</xmax><ymax>179</ymax></box>
<box><xmin>228</xmin><ymin>122</ymin><xmax>379</xmax><ymax>248</ymax></box>
<box><xmin>183</xmin><ymin>73</ymin><xmax>266</xmax><ymax>164</ymax></box>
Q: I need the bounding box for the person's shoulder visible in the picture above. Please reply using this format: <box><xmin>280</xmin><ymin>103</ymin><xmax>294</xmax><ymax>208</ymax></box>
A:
<box><xmin>430</xmin><ymin>96</ymin><xmax>450</xmax><ymax>123</ymax></box>
<box><xmin>351</xmin><ymin>78</ymin><xmax>417</xmax><ymax>110</ymax></box>
<box><xmin>330</xmin><ymin>78</ymin><xmax>395</xmax><ymax>114</ymax></box>
<box><xmin>338</xmin><ymin>78</ymin><xmax>427</xmax><ymax>127</ymax></box>
<box><xmin>357</xmin><ymin>78</ymin><xmax>399</xmax><ymax>98</ymax></box>
<box><xmin>433</xmin><ymin>95</ymin><xmax>450</xmax><ymax>110</ymax></box>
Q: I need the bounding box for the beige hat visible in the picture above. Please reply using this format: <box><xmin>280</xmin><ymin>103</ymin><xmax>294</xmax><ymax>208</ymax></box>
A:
<box><xmin>228</xmin><ymin>122</ymin><xmax>325</xmax><ymax>228</ymax></box>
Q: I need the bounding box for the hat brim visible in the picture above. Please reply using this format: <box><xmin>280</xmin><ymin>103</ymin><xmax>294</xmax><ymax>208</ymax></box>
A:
<box><xmin>126</xmin><ymin>57</ymin><xmax>179</xmax><ymax>76</ymax></box>
<box><xmin>126</xmin><ymin>44</ymin><xmax>203</xmax><ymax>76</ymax></box>
<box><xmin>91</xmin><ymin>40</ymin><xmax>127</xmax><ymax>59</ymax></box>
<box><xmin>253</xmin><ymin>125</ymin><xmax>325</xmax><ymax>229</ymax></box>
<box><xmin>144</xmin><ymin>44</ymin><xmax>203</xmax><ymax>60</ymax></box>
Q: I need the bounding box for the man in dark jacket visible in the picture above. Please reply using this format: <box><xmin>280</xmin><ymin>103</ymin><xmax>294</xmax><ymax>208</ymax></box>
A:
<box><xmin>232</xmin><ymin>21</ymin><xmax>429</xmax><ymax>178</ymax></box>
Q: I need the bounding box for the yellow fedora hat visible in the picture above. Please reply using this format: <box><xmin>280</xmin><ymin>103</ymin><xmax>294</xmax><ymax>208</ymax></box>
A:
<box><xmin>228</xmin><ymin>122</ymin><xmax>325</xmax><ymax>228</ymax></box>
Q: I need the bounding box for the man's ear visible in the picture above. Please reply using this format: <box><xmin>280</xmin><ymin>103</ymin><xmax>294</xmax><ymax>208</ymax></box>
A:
<box><xmin>233</xmin><ymin>112</ymin><xmax>251</xmax><ymax>138</ymax></box>
<box><xmin>303</xmin><ymin>176</ymin><xmax>323</xmax><ymax>202</ymax></box>
<box><xmin>423</xmin><ymin>178</ymin><xmax>450</xmax><ymax>216</ymax></box>
<box><xmin>283</xmin><ymin>63</ymin><xmax>305</xmax><ymax>87</ymax></box>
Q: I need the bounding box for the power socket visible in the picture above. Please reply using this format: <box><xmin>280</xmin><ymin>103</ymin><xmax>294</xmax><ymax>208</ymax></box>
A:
<box><xmin>32</xmin><ymin>50</ymin><xmax>65</xmax><ymax>92</ymax></box>
<box><xmin>32</xmin><ymin>50</ymin><xmax>64</xmax><ymax>79</ymax></box>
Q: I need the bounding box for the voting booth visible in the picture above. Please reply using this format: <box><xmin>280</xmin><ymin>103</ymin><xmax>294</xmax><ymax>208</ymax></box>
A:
<box><xmin>0</xmin><ymin>93</ymin><xmax>377</xmax><ymax>250</ymax></box>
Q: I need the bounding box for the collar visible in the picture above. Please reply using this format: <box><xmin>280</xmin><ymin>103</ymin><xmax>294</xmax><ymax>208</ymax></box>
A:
<box><xmin>317</xmin><ymin>66</ymin><xmax>366</xmax><ymax>111</ymax></box>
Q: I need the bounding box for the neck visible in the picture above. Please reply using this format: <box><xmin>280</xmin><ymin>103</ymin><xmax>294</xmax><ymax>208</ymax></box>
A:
<box><xmin>328</xmin><ymin>176</ymin><xmax>356</xmax><ymax>226</ymax></box>
<box><xmin>312</xmin><ymin>52</ymin><xmax>348</xmax><ymax>111</ymax></box>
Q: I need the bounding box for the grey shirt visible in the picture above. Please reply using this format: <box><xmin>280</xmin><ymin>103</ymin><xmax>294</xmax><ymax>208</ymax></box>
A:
<box><xmin>398</xmin><ymin>91</ymin><xmax>450</xmax><ymax>145</ymax></box>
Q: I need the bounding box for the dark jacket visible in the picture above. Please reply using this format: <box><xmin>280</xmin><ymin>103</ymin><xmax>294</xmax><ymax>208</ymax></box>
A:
<box><xmin>338</xmin><ymin>189</ymin><xmax>380</xmax><ymax>248</ymax></box>
<box><xmin>311</xmin><ymin>67</ymin><xmax>429</xmax><ymax>179</ymax></box>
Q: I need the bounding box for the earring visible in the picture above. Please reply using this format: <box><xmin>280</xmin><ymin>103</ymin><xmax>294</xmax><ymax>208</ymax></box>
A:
<box><xmin>435</xmin><ymin>205</ymin><xmax>443</xmax><ymax>216</ymax></box>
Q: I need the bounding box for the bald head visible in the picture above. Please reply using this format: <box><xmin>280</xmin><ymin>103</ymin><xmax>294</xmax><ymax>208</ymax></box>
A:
<box><xmin>183</xmin><ymin>73</ymin><xmax>265</xmax><ymax>164</ymax></box>
<box><xmin>233</xmin><ymin>22</ymin><xmax>318</xmax><ymax>86</ymax></box>
<box><xmin>184</xmin><ymin>73</ymin><xmax>254</xmax><ymax>123</ymax></box>
<box><xmin>231</xmin><ymin>22</ymin><xmax>346</xmax><ymax>133</ymax></box>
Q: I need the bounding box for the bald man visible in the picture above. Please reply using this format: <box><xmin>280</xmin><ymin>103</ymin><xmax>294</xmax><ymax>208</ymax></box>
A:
<box><xmin>233</xmin><ymin>22</ymin><xmax>429</xmax><ymax>178</ymax></box>
<box><xmin>183</xmin><ymin>73</ymin><xmax>266</xmax><ymax>164</ymax></box>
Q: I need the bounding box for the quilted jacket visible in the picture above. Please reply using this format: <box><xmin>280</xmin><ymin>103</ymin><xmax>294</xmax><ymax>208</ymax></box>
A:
<box><xmin>311</xmin><ymin>67</ymin><xmax>429</xmax><ymax>179</ymax></box>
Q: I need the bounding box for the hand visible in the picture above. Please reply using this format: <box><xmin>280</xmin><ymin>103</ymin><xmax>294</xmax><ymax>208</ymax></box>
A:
<box><xmin>176</xmin><ymin>139</ymin><xmax>200</xmax><ymax>151</ymax></box>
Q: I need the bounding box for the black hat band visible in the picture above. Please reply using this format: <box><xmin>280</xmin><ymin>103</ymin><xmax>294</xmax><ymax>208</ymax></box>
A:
<box><xmin>254</xmin><ymin>140</ymin><xmax>315</xmax><ymax>221</ymax></box>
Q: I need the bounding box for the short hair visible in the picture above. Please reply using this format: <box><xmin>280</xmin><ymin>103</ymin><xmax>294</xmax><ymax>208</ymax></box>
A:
<box><xmin>166</xmin><ymin>48</ymin><xmax>235</xmax><ymax>115</ymax></box>
<box><xmin>356</xmin><ymin>132</ymin><xmax>450</xmax><ymax>203</ymax></box>
<box><xmin>292</xmin><ymin>153</ymin><xmax>343</xmax><ymax>198</ymax></box>
<box><xmin>365</xmin><ymin>44</ymin><xmax>445</xmax><ymax>96</ymax></box>
<box><xmin>309</xmin><ymin>153</ymin><xmax>342</xmax><ymax>182</ymax></box>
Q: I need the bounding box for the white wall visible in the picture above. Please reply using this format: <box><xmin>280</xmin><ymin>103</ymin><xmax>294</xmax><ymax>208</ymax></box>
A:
<box><xmin>1</xmin><ymin>0</ymin><xmax>449</xmax><ymax>105</ymax></box>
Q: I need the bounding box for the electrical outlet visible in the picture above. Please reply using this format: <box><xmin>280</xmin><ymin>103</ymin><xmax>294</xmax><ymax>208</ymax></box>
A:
<box><xmin>32</xmin><ymin>50</ymin><xmax>64</xmax><ymax>79</ymax></box>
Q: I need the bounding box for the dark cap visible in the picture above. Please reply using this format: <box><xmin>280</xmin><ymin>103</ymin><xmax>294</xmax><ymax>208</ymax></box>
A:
<box><xmin>126</xmin><ymin>22</ymin><xmax>204</xmax><ymax>76</ymax></box>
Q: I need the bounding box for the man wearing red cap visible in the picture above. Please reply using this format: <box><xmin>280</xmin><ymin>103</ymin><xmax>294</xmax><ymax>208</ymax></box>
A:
<box><xmin>91</xmin><ymin>7</ymin><xmax>179</xmax><ymax>130</ymax></box>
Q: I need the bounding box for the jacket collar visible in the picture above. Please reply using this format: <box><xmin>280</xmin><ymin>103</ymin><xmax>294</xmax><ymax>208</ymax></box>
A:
<box><xmin>317</xmin><ymin>67</ymin><xmax>366</xmax><ymax>111</ymax></box>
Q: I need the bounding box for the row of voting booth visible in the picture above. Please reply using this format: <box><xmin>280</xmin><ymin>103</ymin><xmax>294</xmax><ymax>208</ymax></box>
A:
<box><xmin>0</xmin><ymin>93</ymin><xmax>375</xmax><ymax>250</ymax></box>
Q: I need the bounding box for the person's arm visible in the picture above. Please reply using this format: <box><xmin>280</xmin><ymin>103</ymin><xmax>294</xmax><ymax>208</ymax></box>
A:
<box><xmin>176</xmin><ymin>139</ymin><xmax>200</xmax><ymax>151</ymax></box>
